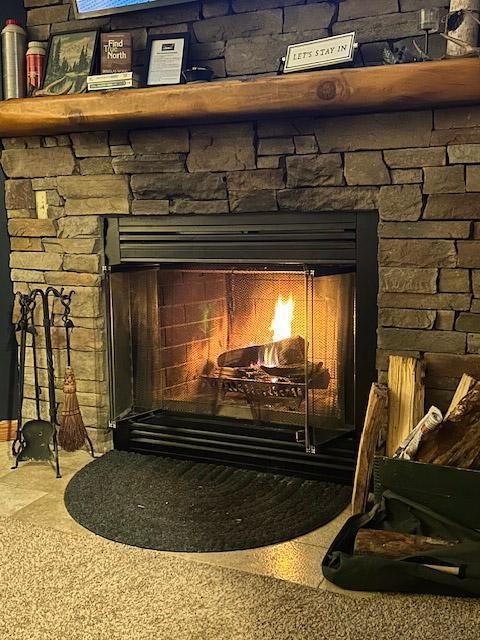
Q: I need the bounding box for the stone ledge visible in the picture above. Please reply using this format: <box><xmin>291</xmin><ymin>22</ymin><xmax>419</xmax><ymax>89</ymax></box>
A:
<box><xmin>10</xmin><ymin>251</ymin><xmax>63</xmax><ymax>271</ymax></box>
<box><xmin>458</xmin><ymin>242</ymin><xmax>480</xmax><ymax>268</ymax></box>
<box><xmin>315</xmin><ymin>112</ymin><xmax>432</xmax><ymax>153</ymax></box>
<box><xmin>379</xmin><ymin>267</ymin><xmax>437</xmax><ymax>294</ymax></box>
<box><xmin>286</xmin><ymin>154</ymin><xmax>343</xmax><ymax>188</ymax></box>
<box><xmin>379</xmin><ymin>308</ymin><xmax>436</xmax><ymax>329</ymax></box>
<box><xmin>64</xmin><ymin>197</ymin><xmax>130</xmax><ymax>216</ymax></box>
<box><xmin>8</xmin><ymin>219</ymin><xmax>56</xmax><ymax>237</ymax></box>
<box><xmin>379</xmin><ymin>239</ymin><xmax>457</xmax><ymax>268</ymax></box>
<box><xmin>424</xmin><ymin>194</ymin><xmax>480</xmax><ymax>219</ymax></box>
<box><xmin>2</xmin><ymin>148</ymin><xmax>75</xmax><ymax>178</ymax></box>
<box><xmin>57</xmin><ymin>175</ymin><xmax>129</xmax><ymax>198</ymax></box>
<box><xmin>439</xmin><ymin>269</ymin><xmax>470</xmax><ymax>293</ymax></box>
<box><xmin>378</xmin><ymin>328</ymin><xmax>466</xmax><ymax>354</ymax></box>
<box><xmin>379</xmin><ymin>292</ymin><xmax>472</xmax><ymax>311</ymax></box>
<box><xmin>456</xmin><ymin>313</ymin><xmax>480</xmax><ymax>333</ymax></box>
<box><xmin>378</xmin><ymin>185</ymin><xmax>422</xmax><ymax>221</ymax></box>
<box><xmin>277</xmin><ymin>186</ymin><xmax>378</xmax><ymax>210</ymax></box>
<box><xmin>379</xmin><ymin>221</ymin><xmax>471</xmax><ymax>239</ymax></box>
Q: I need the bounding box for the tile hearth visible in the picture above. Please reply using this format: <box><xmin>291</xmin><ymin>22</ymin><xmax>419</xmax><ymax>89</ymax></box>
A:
<box><xmin>0</xmin><ymin>441</ymin><xmax>362</xmax><ymax>595</ymax></box>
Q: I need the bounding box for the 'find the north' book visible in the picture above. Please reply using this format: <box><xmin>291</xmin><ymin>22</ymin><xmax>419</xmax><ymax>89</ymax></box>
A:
<box><xmin>101</xmin><ymin>32</ymin><xmax>132</xmax><ymax>74</ymax></box>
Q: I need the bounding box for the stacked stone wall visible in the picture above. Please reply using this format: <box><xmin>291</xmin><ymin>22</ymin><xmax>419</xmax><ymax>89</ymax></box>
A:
<box><xmin>3</xmin><ymin>105</ymin><xmax>480</xmax><ymax>444</ymax></box>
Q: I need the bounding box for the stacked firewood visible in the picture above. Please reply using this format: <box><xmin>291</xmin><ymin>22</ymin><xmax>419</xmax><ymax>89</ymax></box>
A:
<box><xmin>212</xmin><ymin>335</ymin><xmax>331</xmax><ymax>389</ymax></box>
<box><xmin>349</xmin><ymin>356</ymin><xmax>480</xmax><ymax>566</ymax></box>
<box><xmin>352</xmin><ymin>357</ymin><xmax>480</xmax><ymax>515</ymax></box>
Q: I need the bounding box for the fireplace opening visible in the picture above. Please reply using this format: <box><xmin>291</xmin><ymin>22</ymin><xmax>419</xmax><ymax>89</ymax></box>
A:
<box><xmin>105</xmin><ymin>213</ymin><xmax>377</xmax><ymax>481</ymax></box>
<box><xmin>110</xmin><ymin>264</ymin><xmax>354</xmax><ymax>430</ymax></box>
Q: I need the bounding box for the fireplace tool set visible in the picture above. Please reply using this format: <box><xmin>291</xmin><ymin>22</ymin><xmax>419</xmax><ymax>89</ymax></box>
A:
<box><xmin>12</xmin><ymin>287</ymin><xmax>94</xmax><ymax>478</ymax></box>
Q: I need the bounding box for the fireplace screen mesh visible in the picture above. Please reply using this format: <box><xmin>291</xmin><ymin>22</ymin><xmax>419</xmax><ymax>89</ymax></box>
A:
<box><xmin>109</xmin><ymin>266</ymin><xmax>355</xmax><ymax>434</ymax></box>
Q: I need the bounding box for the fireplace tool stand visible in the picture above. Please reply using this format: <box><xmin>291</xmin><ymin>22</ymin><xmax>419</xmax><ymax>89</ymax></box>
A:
<box><xmin>12</xmin><ymin>287</ymin><xmax>73</xmax><ymax>478</ymax></box>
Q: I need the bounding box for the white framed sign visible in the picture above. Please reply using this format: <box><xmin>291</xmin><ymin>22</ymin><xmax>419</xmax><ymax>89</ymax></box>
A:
<box><xmin>145</xmin><ymin>33</ymin><xmax>189</xmax><ymax>86</ymax></box>
<box><xmin>284</xmin><ymin>32</ymin><xmax>357</xmax><ymax>73</ymax></box>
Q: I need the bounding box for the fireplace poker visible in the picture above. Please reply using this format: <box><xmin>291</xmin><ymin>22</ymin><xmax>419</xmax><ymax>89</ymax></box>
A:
<box><xmin>12</xmin><ymin>292</ymin><xmax>30</xmax><ymax>459</ymax></box>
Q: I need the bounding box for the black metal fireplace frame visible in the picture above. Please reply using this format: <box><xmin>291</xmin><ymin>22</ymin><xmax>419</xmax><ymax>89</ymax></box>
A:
<box><xmin>104</xmin><ymin>211</ymin><xmax>378</xmax><ymax>482</ymax></box>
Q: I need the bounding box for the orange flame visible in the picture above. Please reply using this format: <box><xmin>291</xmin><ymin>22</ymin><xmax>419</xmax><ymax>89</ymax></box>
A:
<box><xmin>269</xmin><ymin>293</ymin><xmax>295</xmax><ymax>342</ymax></box>
<box><xmin>258</xmin><ymin>294</ymin><xmax>296</xmax><ymax>368</ymax></box>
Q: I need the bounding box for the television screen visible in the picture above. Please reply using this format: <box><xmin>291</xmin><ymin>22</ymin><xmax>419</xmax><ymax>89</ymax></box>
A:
<box><xmin>74</xmin><ymin>0</ymin><xmax>190</xmax><ymax>19</ymax></box>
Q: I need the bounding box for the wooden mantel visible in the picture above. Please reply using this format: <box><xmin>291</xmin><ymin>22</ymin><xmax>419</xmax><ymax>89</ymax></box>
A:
<box><xmin>0</xmin><ymin>58</ymin><xmax>479</xmax><ymax>137</ymax></box>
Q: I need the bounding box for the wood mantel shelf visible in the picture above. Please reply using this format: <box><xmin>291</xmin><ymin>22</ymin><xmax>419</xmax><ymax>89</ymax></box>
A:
<box><xmin>0</xmin><ymin>58</ymin><xmax>479</xmax><ymax>137</ymax></box>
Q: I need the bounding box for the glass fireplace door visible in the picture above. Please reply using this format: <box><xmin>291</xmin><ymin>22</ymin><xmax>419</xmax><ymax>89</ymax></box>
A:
<box><xmin>108</xmin><ymin>264</ymin><xmax>355</xmax><ymax>454</ymax></box>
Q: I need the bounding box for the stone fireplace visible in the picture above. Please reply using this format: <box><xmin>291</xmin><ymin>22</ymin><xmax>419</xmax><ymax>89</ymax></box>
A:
<box><xmin>103</xmin><ymin>211</ymin><xmax>375</xmax><ymax>479</ymax></box>
<box><xmin>4</xmin><ymin>103</ymin><xmax>480</xmax><ymax>464</ymax></box>
<box><xmin>0</xmin><ymin>0</ymin><xmax>476</xmax><ymax>473</ymax></box>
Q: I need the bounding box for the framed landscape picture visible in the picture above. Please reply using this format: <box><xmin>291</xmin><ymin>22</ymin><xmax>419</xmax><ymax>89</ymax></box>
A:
<box><xmin>42</xmin><ymin>30</ymin><xmax>98</xmax><ymax>95</ymax></box>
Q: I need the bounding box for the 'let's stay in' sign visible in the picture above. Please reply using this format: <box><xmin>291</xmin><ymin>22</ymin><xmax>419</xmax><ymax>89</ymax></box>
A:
<box><xmin>284</xmin><ymin>33</ymin><xmax>356</xmax><ymax>73</ymax></box>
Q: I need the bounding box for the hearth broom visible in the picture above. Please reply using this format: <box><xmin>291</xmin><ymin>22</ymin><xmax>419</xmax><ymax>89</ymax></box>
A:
<box><xmin>58</xmin><ymin>293</ymin><xmax>94</xmax><ymax>457</ymax></box>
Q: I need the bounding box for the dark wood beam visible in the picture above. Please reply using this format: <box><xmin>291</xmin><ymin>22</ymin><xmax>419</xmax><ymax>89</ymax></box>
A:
<box><xmin>0</xmin><ymin>58</ymin><xmax>478</xmax><ymax>137</ymax></box>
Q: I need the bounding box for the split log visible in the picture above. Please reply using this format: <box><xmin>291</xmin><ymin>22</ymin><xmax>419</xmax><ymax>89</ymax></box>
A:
<box><xmin>217</xmin><ymin>345</ymin><xmax>259</xmax><ymax>369</ymax></box>
<box><xmin>386</xmin><ymin>356</ymin><xmax>425</xmax><ymax>457</ymax></box>
<box><xmin>260</xmin><ymin>362</ymin><xmax>315</xmax><ymax>378</ymax></box>
<box><xmin>416</xmin><ymin>381</ymin><xmax>480</xmax><ymax>465</ymax></box>
<box><xmin>261</xmin><ymin>362</ymin><xmax>331</xmax><ymax>388</ymax></box>
<box><xmin>218</xmin><ymin>336</ymin><xmax>305</xmax><ymax>368</ymax></box>
<box><xmin>354</xmin><ymin>529</ymin><xmax>455</xmax><ymax>559</ymax></box>
<box><xmin>207</xmin><ymin>367</ymin><xmax>248</xmax><ymax>380</ymax></box>
<box><xmin>431</xmin><ymin>420</ymin><xmax>480</xmax><ymax>468</ymax></box>
<box><xmin>446</xmin><ymin>373</ymin><xmax>477</xmax><ymax>418</ymax></box>
<box><xmin>351</xmin><ymin>384</ymin><xmax>388</xmax><ymax>515</ymax></box>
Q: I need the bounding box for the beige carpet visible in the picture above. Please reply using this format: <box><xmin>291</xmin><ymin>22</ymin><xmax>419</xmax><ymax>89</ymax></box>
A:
<box><xmin>1</xmin><ymin>518</ymin><xmax>480</xmax><ymax>640</ymax></box>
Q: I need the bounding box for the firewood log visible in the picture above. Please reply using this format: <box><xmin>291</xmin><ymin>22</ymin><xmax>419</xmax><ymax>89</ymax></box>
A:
<box><xmin>386</xmin><ymin>356</ymin><xmax>425</xmax><ymax>457</ymax></box>
<box><xmin>217</xmin><ymin>345</ymin><xmax>259</xmax><ymax>369</ymax></box>
<box><xmin>354</xmin><ymin>529</ymin><xmax>455</xmax><ymax>559</ymax></box>
<box><xmin>430</xmin><ymin>419</ymin><xmax>480</xmax><ymax>468</ymax></box>
<box><xmin>416</xmin><ymin>382</ymin><xmax>480</xmax><ymax>465</ymax></box>
<box><xmin>446</xmin><ymin>374</ymin><xmax>477</xmax><ymax>418</ymax></box>
<box><xmin>351</xmin><ymin>384</ymin><xmax>388</xmax><ymax>515</ymax></box>
<box><xmin>218</xmin><ymin>336</ymin><xmax>305</xmax><ymax>368</ymax></box>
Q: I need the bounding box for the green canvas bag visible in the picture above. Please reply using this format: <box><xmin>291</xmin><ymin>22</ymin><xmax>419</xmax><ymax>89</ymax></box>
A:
<box><xmin>322</xmin><ymin>490</ymin><xmax>480</xmax><ymax>597</ymax></box>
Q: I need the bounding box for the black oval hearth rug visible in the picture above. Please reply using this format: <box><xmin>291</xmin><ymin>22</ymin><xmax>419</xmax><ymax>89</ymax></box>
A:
<box><xmin>64</xmin><ymin>450</ymin><xmax>351</xmax><ymax>552</ymax></box>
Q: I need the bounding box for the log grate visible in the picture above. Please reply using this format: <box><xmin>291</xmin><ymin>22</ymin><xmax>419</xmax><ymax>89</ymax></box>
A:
<box><xmin>201</xmin><ymin>369</ymin><xmax>306</xmax><ymax>420</ymax></box>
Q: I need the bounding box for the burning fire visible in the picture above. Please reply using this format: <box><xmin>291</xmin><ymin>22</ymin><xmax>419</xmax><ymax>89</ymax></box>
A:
<box><xmin>260</xmin><ymin>294</ymin><xmax>295</xmax><ymax>368</ymax></box>
<box><xmin>269</xmin><ymin>294</ymin><xmax>295</xmax><ymax>342</ymax></box>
